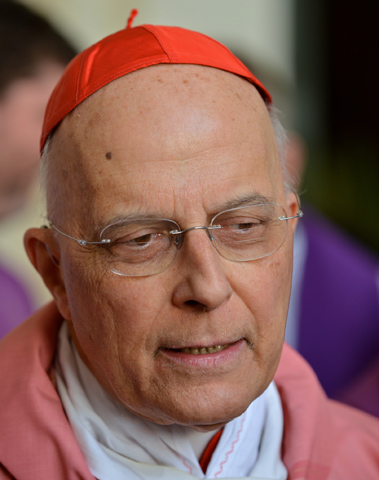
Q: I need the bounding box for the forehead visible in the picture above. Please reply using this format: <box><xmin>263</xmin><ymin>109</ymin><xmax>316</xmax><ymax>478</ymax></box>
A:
<box><xmin>48</xmin><ymin>64</ymin><xmax>282</xmax><ymax>225</ymax></box>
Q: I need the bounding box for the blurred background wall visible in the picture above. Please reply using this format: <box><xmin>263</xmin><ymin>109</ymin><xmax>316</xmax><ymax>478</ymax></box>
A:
<box><xmin>0</xmin><ymin>0</ymin><xmax>377</xmax><ymax>308</ymax></box>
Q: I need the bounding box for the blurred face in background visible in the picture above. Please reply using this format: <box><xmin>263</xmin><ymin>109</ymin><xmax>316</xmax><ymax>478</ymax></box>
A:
<box><xmin>0</xmin><ymin>62</ymin><xmax>63</xmax><ymax>219</ymax></box>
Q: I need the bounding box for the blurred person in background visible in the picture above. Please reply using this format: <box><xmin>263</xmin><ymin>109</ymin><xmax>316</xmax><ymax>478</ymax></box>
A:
<box><xmin>286</xmin><ymin>132</ymin><xmax>379</xmax><ymax>418</ymax></box>
<box><xmin>0</xmin><ymin>0</ymin><xmax>76</xmax><ymax>339</ymax></box>
<box><xmin>241</xmin><ymin>56</ymin><xmax>379</xmax><ymax>418</ymax></box>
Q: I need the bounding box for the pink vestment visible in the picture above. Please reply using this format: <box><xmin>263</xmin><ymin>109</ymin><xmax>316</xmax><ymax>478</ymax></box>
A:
<box><xmin>1</xmin><ymin>303</ymin><xmax>379</xmax><ymax>479</ymax></box>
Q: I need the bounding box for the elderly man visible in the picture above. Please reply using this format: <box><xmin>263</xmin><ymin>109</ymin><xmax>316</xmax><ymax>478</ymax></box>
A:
<box><xmin>1</xmin><ymin>14</ymin><xmax>379</xmax><ymax>480</ymax></box>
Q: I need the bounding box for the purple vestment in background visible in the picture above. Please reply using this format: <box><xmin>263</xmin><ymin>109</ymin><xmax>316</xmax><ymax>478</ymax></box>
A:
<box><xmin>290</xmin><ymin>207</ymin><xmax>379</xmax><ymax>417</ymax></box>
<box><xmin>0</xmin><ymin>262</ymin><xmax>34</xmax><ymax>339</ymax></box>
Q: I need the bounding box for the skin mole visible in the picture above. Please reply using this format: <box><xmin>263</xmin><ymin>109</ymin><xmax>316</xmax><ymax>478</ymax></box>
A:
<box><xmin>105</xmin><ymin>151</ymin><xmax>113</xmax><ymax>160</ymax></box>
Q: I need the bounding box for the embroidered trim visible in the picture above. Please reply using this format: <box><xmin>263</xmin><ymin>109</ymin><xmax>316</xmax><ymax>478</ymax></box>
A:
<box><xmin>215</xmin><ymin>415</ymin><xmax>246</xmax><ymax>477</ymax></box>
<box><xmin>181</xmin><ymin>456</ymin><xmax>193</xmax><ymax>475</ymax></box>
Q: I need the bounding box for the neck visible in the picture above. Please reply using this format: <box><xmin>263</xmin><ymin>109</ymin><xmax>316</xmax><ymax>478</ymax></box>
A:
<box><xmin>178</xmin><ymin>425</ymin><xmax>219</xmax><ymax>460</ymax></box>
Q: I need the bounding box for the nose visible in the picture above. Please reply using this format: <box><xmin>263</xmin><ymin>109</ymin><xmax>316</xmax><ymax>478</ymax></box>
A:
<box><xmin>171</xmin><ymin>228</ymin><xmax>232</xmax><ymax>312</ymax></box>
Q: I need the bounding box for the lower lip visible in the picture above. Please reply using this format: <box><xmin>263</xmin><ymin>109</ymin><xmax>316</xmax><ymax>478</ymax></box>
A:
<box><xmin>158</xmin><ymin>339</ymin><xmax>246</xmax><ymax>368</ymax></box>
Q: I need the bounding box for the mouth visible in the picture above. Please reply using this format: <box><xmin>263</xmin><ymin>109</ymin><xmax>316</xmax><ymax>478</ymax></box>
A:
<box><xmin>178</xmin><ymin>344</ymin><xmax>229</xmax><ymax>355</ymax></box>
<box><xmin>158</xmin><ymin>339</ymin><xmax>247</xmax><ymax>368</ymax></box>
<box><xmin>160</xmin><ymin>340</ymin><xmax>241</xmax><ymax>356</ymax></box>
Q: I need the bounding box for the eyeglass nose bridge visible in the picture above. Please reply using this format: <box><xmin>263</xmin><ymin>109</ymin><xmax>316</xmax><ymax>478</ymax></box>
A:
<box><xmin>169</xmin><ymin>225</ymin><xmax>222</xmax><ymax>248</ymax></box>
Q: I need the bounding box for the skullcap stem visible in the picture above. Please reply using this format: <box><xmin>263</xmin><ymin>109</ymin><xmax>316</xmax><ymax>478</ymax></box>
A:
<box><xmin>126</xmin><ymin>9</ymin><xmax>138</xmax><ymax>29</ymax></box>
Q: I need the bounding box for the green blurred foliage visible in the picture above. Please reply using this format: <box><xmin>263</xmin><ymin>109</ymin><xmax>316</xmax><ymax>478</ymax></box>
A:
<box><xmin>303</xmin><ymin>140</ymin><xmax>379</xmax><ymax>254</ymax></box>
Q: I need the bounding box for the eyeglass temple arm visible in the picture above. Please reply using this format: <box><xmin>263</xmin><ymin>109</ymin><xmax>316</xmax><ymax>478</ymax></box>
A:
<box><xmin>279</xmin><ymin>210</ymin><xmax>304</xmax><ymax>221</ymax></box>
<box><xmin>281</xmin><ymin>185</ymin><xmax>304</xmax><ymax>221</ymax></box>
<box><xmin>47</xmin><ymin>222</ymin><xmax>111</xmax><ymax>246</ymax></box>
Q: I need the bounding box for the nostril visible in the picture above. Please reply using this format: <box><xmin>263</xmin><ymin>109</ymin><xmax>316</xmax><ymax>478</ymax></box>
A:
<box><xmin>184</xmin><ymin>300</ymin><xmax>206</xmax><ymax>311</ymax></box>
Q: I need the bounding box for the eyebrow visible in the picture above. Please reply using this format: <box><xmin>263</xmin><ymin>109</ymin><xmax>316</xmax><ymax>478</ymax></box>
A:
<box><xmin>94</xmin><ymin>212</ymin><xmax>166</xmax><ymax>236</ymax></box>
<box><xmin>94</xmin><ymin>193</ymin><xmax>275</xmax><ymax>235</ymax></box>
<box><xmin>214</xmin><ymin>193</ymin><xmax>275</xmax><ymax>214</ymax></box>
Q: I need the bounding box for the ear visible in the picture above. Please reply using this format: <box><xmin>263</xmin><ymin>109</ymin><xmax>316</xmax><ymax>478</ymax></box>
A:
<box><xmin>24</xmin><ymin>227</ymin><xmax>71</xmax><ymax>320</ymax></box>
<box><xmin>285</xmin><ymin>190</ymin><xmax>302</xmax><ymax>234</ymax></box>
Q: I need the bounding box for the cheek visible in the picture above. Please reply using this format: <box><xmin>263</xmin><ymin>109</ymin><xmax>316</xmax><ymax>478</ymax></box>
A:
<box><xmin>231</xmin><ymin>247</ymin><xmax>292</xmax><ymax>344</ymax></box>
<box><xmin>62</xmin><ymin>267</ymin><xmax>176</xmax><ymax>411</ymax></box>
<box><xmin>61</xmin><ymin>264</ymin><xmax>128</xmax><ymax>392</ymax></box>
<box><xmin>59</xmin><ymin>252</ymin><xmax>113</xmax><ymax>339</ymax></box>
<box><xmin>63</xmin><ymin>255</ymin><xmax>172</xmax><ymax>355</ymax></box>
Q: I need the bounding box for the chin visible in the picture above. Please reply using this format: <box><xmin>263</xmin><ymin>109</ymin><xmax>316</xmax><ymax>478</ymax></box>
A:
<box><xmin>159</xmin><ymin>389</ymin><xmax>256</xmax><ymax>430</ymax></box>
<box><xmin>177</xmin><ymin>405</ymin><xmax>248</xmax><ymax>431</ymax></box>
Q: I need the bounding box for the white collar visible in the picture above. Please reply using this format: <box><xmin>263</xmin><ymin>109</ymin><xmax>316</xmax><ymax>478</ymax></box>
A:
<box><xmin>55</xmin><ymin>322</ymin><xmax>287</xmax><ymax>479</ymax></box>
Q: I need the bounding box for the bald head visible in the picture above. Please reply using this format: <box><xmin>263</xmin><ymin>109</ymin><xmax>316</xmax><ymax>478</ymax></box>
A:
<box><xmin>42</xmin><ymin>64</ymin><xmax>288</xmax><ymax>227</ymax></box>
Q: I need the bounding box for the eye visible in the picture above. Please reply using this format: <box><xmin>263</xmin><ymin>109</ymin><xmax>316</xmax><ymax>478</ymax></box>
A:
<box><xmin>220</xmin><ymin>216</ymin><xmax>266</xmax><ymax>231</ymax></box>
<box><xmin>232</xmin><ymin>221</ymin><xmax>261</xmax><ymax>231</ymax></box>
<box><xmin>102</xmin><ymin>230</ymin><xmax>170</xmax><ymax>265</ymax></box>
<box><xmin>127</xmin><ymin>233</ymin><xmax>156</xmax><ymax>246</ymax></box>
<box><xmin>111</xmin><ymin>230</ymin><xmax>165</xmax><ymax>249</ymax></box>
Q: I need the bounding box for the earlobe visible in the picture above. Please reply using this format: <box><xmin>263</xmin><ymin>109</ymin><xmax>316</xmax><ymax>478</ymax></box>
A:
<box><xmin>24</xmin><ymin>228</ymin><xmax>71</xmax><ymax>320</ymax></box>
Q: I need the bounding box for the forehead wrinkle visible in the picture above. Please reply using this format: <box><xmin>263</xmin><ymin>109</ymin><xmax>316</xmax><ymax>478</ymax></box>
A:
<box><xmin>91</xmin><ymin>185</ymin><xmax>180</xmax><ymax>233</ymax></box>
<box><xmin>86</xmin><ymin>143</ymin><xmax>277</xmax><ymax>230</ymax></box>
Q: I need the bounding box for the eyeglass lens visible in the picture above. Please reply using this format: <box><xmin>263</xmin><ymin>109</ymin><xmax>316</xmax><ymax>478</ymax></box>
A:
<box><xmin>98</xmin><ymin>204</ymin><xmax>289</xmax><ymax>277</ymax></box>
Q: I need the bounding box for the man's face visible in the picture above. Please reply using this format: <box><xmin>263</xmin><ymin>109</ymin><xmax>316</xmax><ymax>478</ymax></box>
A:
<box><xmin>41</xmin><ymin>65</ymin><xmax>297</xmax><ymax>430</ymax></box>
<box><xmin>0</xmin><ymin>62</ymin><xmax>63</xmax><ymax>219</ymax></box>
